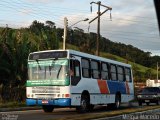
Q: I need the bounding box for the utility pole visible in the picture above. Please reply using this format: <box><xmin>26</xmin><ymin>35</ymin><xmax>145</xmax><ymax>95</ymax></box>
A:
<box><xmin>97</xmin><ymin>1</ymin><xmax>101</xmax><ymax>56</ymax></box>
<box><xmin>157</xmin><ymin>62</ymin><xmax>159</xmax><ymax>80</ymax></box>
<box><xmin>4</xmin><ymin>24</ymin><xmax>8</xmax><ymax>42</ymax></box>
<box><xmin>89</xmin><ymin>1</ymin><xmax>112</xmax><ymax>56</ymax></box>
<box><xmin>63</xmin><ymin>17</ymin><xmax>68</xmax><ymax>50</ymax></box>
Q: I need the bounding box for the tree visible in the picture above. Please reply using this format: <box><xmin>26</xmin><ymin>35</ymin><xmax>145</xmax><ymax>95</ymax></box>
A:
<box><xmin>144</xmin><ymin>69</ymin><xmax>152</xmax><ymax>79</ymax></box>
<box><xmin>46</xmin><ymin>21</ymin><xmax>55</xmax><ymax>29</ymax></box>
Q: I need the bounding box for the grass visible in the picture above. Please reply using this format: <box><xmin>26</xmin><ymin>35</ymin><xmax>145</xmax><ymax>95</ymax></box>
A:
<box><xmin>100</xmin><ymin>51</ymin><xmax>157</xmax><ymax>73</ymax></box>
<box><xmin>52</xmin><ymin>105</ymin><xmax>160</xmax><ymax>120</ymax></box>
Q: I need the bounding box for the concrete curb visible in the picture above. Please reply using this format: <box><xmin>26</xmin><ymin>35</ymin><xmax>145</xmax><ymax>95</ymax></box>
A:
<box><xmin>0</xmin><ymin>107</ymin><xmax>41</xmax><ymax>112</ymax></box>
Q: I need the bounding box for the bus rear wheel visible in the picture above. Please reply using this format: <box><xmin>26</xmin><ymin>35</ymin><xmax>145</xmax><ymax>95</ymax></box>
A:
<box><xmin>138</xmin><ymin>101</ymin><xmax>142</xmax><ymax>106</ymax></box>
<box><xmin>89</xmin><ymin>105</ymin><xmax>94</xmax><ymax>111</ymax></box>
<box><xmin>76</xmin><ymin>95</ymin><xmax>90</xmax><ymax>113</ymax></box>
<box><xmin>42</xmin><ymin>105</ymin><xmax>54</xmax><ymax>113</ymax></box>
<box><xmin>146</xmin><ymin>102</ymin><xmax>150</xmax><ymax>106</ymax></box>
<box><xmin>108</xmin><ymin>94</ymin><xmax>121</xmax><ymax>109</ymax></box>
<box><xmin>156</xmin><ymin>100</ymin><xmax>160</xmax><ymax>105</ymax></box>
<box><xmin>114</xmin><ymin>95</ymin><xmax>121</xmax><ymax>109</ymax></box>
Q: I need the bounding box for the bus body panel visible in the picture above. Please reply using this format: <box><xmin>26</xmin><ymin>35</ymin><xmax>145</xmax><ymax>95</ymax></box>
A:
<box><xmin>26</xmin><ymin>86</ymin><xmax>71</xmax><ymax>106</ymax></box>
<box><xmin>70</xmin><ymin>79</ymin><xmax>134</xmax><ymax>106</ymax></box>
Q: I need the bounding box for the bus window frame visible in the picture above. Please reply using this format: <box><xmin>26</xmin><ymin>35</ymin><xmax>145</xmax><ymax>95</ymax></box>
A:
<box><xmin>91</xmin><ymin>60</ymin><xmax>100</xmax><ymax>79</ymax></box>
<box><xmin>125</xmin><ymin>67</ymin><xmax>132</xmax><ymax>82</ymax></box>
<box><xmin>101</xmin><ymin>62</ymin><xmax>110</xmax><ymax>80</ymax></box>
<box><xmin>70</xmin><ymin>59</ymin><xmax>81</xmax><ymax>86</ymax></box>
<box><xmin>110</xmin><ymin>64</ymin><xmax>118</xmax><ymax>81</ymax></box>
<box><xmin>117</xmin><ymin>66</ymin><xmax>125</xmax><ymax>82</ymax></box>
<box><xmin>81</xmin><ymin>58</ymin><xmax>91</xmax><ymax>78</ymax></box>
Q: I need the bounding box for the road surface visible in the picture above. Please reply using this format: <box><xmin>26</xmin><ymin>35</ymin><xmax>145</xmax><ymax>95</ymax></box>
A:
<box><xmin>0</xmin><ymin>102</ymin><xmax>159</xmax><ymax>120</ymax></box>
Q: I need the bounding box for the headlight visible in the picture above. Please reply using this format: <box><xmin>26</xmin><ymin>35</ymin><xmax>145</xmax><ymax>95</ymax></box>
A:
<box><xmin>137</xmin><ymin>95</ymin><xmax>142</xmax><ymax>98</ymax></box>
<box><xmin>27</xmin><ymin>94</ymin><xmax>30</xmax><ymax>98</ymax></box>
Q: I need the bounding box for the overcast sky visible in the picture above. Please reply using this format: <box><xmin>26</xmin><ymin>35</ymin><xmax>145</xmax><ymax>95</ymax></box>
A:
<box><xmin>0</xmin><ymin>0</ymin><xmax>159</xmax><ymax>56</ymax></box>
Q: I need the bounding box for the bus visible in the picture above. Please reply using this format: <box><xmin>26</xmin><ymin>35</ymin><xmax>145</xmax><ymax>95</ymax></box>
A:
<box><xmin>26</xmin><ymin>49</ymin><xmax>134</xmax><ymax>112</ymax></box>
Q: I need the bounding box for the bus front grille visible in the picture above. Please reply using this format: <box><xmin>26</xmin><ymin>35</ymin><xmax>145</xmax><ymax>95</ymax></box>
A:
<box><xmin>31</xmin><ymin>86</ymin><xmax>60</xmax><ymax>94</ymax></box>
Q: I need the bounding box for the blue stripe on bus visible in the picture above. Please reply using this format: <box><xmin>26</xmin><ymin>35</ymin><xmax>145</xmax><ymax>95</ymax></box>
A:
<box><xmin>107</xmin><ymin>81</ymin><xmax>127</xmax><ymax>94</ymax></box>
<box><xmin>26</xmin><ymin>98</ymin><xmax>71</xmax><ymax>106</ymax></box>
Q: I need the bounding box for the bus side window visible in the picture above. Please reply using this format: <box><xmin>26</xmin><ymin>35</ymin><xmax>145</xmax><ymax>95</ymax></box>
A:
<box><xmin>70</xmin><ymin>60</ymin><xmax>81</xmax><ymax>85</ymax></box>
<box><xmin>101</xmin><ymin>62</ymin><xmax>109</xmax><ymax>80</ymax></box>
<box><xmin>81</xmin><ymin>58</ymin><xmax>91</xmax><ymax>78</ymax></box>
<box><xmin>110</xmin><ymin>64</ymin><xmax>117</xmax><ymax>80</ymax></box>
<box><xmin>91</xmin><ymin>60</ymin><xmax>100</xmax><ymax>79</ymax></box>
<box><xmin>117</xmin><ymin>66</ymin><xmax>125</xmax><ymax>82</ymax></box>
<box><xmin>125</xmin><ymin>68</ymin><xmax>132</xmax><ymax>82</ymax></box>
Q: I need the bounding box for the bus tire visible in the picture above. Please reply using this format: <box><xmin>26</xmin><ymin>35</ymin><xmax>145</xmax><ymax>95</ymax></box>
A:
<box><xmin>89</xmin><ymin>105</ymin><xmax>94</xmax><ymax>111</ymax></box>
<box><xmin>113</xmin><ymin>94</ymin><xmax>121</xmax><ymax>109</ymax></box>
<box><xmin>138</xmin><ymin>101</ymin><xmax>142</xmax><ymax>106</ymax></box>
<box><xmin>146</xmin><ymin>102</ymin><xmax>150</xmax><ymax>106</ymax></box>
<box><xmin>42</xmin><ymin>105</ymin><xmax>54</xmax><ymax>113</ymax></box>
<box><xmin>156</xmin><ymin>100</ymin><xmax>159</xmax><ymax>105</ymax></box>
<box><xmin>76</xmin><ymin>94</ymin><xmax>90</xmax><ymax>113</ymax></box>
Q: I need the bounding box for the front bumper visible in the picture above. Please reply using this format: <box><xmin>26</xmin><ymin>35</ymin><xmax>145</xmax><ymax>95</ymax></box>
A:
<box><xmin>137</xmin><ymin>98</ymin><xmax>159</xmax><ymax>103</ymax></box>
<box><xmin>26</xmin><ymin>98</ymin><xmax>71</xmax><ymax>106</ymax></box>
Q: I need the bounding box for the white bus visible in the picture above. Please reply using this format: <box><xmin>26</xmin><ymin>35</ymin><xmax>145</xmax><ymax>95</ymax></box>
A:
<box><xmin>26</xmin><ymin>50</ymin><xmax>134</xmax><ymax>112</ymax></box>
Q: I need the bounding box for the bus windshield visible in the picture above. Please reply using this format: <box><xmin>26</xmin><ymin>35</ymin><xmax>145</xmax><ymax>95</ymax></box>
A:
<box><xmin>27</xmin><ymin>59</ymin><xmax>69</xmax><ymax>86</ymax></box>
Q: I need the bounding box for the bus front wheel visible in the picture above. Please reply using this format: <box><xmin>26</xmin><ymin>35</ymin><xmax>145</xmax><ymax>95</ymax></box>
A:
<box><xmin>76</xmin><ymin>94</ymin><xmax>90</xmax><ymax>113</ymax></box>
<box><xmin>42</xmin><ymin>105</ymin><xmax>54</xmax><ymax>113</ymax></box>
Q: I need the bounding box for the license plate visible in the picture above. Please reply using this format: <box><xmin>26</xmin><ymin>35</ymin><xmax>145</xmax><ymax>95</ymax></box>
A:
<box><xmin>145</xmin><ymin>100</ymin><xmax>150</xmax><ymax>102</ymax></box>
<box><xmin>42</xmin><ymin>100</ymin><xmax>49</xmax><ymax>104</ymax></box>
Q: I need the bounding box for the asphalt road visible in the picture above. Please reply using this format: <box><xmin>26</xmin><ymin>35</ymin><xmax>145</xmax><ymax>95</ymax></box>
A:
<box><xmin>0</xmin><ymin>102</ymin><xmax>159</xmax><ymax>120</ymax></box>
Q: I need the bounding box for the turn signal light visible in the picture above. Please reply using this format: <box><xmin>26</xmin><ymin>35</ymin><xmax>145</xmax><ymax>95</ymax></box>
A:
<box><xmin>65</xmin><ymin>94</ymin><xmax>70</xmax><ymax>98</ymax></box>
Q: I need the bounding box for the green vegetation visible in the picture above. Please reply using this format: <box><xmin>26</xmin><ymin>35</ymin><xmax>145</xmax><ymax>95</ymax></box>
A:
<box><xmin>0</xmin><ymin>20</ymin><xmax>160</xmax><ymax>102</ymax></box>
<box><xmin>0</xmin><ymin>101</ymin><xmax>26</xmax><ymax>108</ymax></box>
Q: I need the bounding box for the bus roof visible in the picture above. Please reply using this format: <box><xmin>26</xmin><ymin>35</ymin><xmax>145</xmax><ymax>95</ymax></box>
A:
<box><xmin>68</xmin><ymin>49</ymin><xmax>131</xmax><ymax>68</ymax></box>
<box><xmin>29</xmin><ymin>49</ymin><xmax>131</xmax><ymax>67</ymax></box>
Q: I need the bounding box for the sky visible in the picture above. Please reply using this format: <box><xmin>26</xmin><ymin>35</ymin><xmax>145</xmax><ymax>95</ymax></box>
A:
<box><xmin>0</xmin><ymin>0</ymin><xmax>159</xmax><ymax>56</ymax></box>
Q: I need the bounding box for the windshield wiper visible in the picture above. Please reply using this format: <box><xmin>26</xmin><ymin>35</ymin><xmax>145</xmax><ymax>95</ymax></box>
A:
<box><xmin>57</xmin><ymin>66</ymin><xmax>62</xmax><ymax>79</ymax></box>
<box><xmin>49</xmin><ymin>60</ymin><xmax>55</xmax><ymax>76</ymax></box>
<box><xmin>36</xmin><ymin>59</ymin><xmax>41</xmax><ymax>70</ymax></box>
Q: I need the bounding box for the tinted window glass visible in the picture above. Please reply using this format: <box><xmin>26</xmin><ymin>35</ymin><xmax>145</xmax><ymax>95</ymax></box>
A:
<box><xmin>125</xmin><ymin>68</ymin><xmax>132</xmax><ymax>82</ymax></box>
<box><xmin>81</xmin><ymin>58</ymin><xmax>90</xmax><ymax>78</ymax></box>
<box><xmin>141</xmin><ymin>87</ymin><xmax>160</xmax><ymax>93</ymax></box>
<box><xmin>91</xmin><ymin>61</ymin><xmax>98</xmax><ymax>69</ymax></box>
<box><xmin>91</xmin><ymin>60</ymin><xmax>100</xmax><ymax>79</ymax></box>
<box><xmin>29</xmin><ymin>51</ymin><xmax>67</xmax><ymax>60</ymax></box>
<box><xmin>117</xmin><ymin>66</ymin><xmax>124</xmax><ymax>81</ymax></box>
<box><xmin>111</xmin><ymin>64</ymin><xmax>117</xmax><ymax>80</ymax></box>
<box><xmin>70</xmin><ymin>60</ymin><xmax>81</xmax><ymax>85</ymax></box>
<box><xmin>101</xmin><ymin>63</ymin><xmax>109</xmax><ymax>80</ymax></box>
<box><xmin>82</xmin><ymin>59</ymin><xmax>90</xmax><ymax>68</ymax></box>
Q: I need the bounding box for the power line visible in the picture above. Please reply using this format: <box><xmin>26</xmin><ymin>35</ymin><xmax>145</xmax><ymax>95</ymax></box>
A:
<box><xmin>0</xmin><ymin>0</ymin><xmax>158</xmax><ymax>30</ymax></box>
<box><xmin>0</xmin><ymin>4</ymin><xmax>64</xmax><ymax>27</ymax></box>
<box><xmin>15</xmin><ymin>0</ymin><xmax>89</xmax><ymax>13</ymax></box>
<box><xmin>2</xmin><ymin>0</ymin><xmax>158</xmax><ymax>25</ymax></box>
<box><xmin>0</xmin><ymin>0</ymin><xmax>157</xmax><ymax>21</ymax></box>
